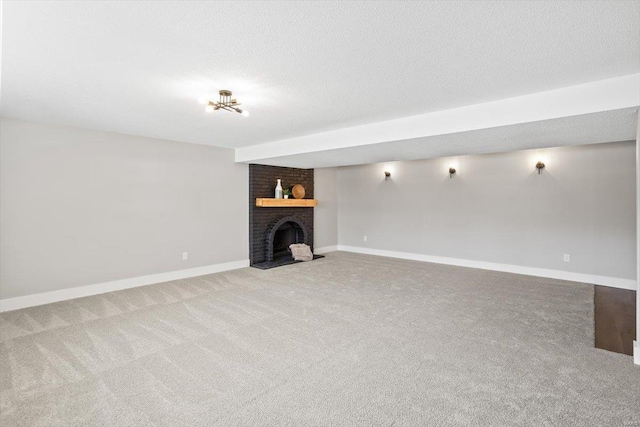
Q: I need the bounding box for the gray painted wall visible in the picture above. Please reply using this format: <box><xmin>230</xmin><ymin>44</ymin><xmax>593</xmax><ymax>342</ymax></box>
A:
<box><xmin>337</xmin><ymin>141</ymin><xmax>637</xmax><ymax>280</ymax></box>
<box><xmin>314</xmin><ymin>167</ymin><xmax>338</xmax><ymax>249</ymax></box>
<box><xmin>1</xmin><ymin>118</ymin><xmax>635</xmax><ymax>303</ymax></box>
<box><xmin>0</xmin><ymin>118</ymin><xmax>248</xmax><ymax>299</ymax></box>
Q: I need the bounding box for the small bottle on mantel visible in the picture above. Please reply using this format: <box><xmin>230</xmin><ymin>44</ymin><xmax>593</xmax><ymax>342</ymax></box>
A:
<box><xmin>275</xmin><ymin>178</ymin><xmax>283</xmax><ymax>199</ymax></box>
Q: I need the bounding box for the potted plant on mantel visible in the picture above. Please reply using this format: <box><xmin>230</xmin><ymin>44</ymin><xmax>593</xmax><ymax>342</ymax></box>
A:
<box><xmin>282</xmin><ymin>188</ymin><xmax>292</xmax><ymax>199</ymax></box>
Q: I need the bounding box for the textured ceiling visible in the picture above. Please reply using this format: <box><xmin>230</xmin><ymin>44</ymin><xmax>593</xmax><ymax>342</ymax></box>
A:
<box><xmin>2</xmin><ymin>0</ymin><xmax>639</xmax><ymax>155</ymax></box>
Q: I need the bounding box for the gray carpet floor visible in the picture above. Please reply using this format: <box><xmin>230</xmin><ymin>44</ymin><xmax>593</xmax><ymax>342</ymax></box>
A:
<box><xmin>1</xmin><ymin>252</ymin><xmax>638</xmax><ymax>426</ymax></box>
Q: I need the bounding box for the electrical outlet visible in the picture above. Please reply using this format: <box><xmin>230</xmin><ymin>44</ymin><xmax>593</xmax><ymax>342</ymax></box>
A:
<box><xmin>563</xmin><ymin>254</ymin><xmax>570</xmax><ymax>262</ymax></box>
<box><xmin>182</xmin><ymin>252</ymin><xmax>188</xmax><ymax>260</ymax></box>
<box><xmin>363</xmin><ymin>235</ymin><xmax>368</xmax><ymax>242</ymax></box>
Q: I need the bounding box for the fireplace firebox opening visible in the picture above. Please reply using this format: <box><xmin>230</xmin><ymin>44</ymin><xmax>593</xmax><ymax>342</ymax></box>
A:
<box><xmin>265</xmin><ymin>216</ymin><xmax>309</xmax><ymax>263</ymax></box>
<box><xmin>272</xmin><ymin>221</ymin><xmax>304</xmax><ymax>261</ymax></box>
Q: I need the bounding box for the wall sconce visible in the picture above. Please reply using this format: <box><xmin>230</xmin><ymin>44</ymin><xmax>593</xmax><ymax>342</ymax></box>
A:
<box><xmin>536</xmin><ymin>161</ymin><xmax>545</xmax><ymax>174</ymax></box>
<box><xmin>449</xmin><ymin>167</ymin><xmax>456</xmax><ymax>178</ymax></box>
<box><xmin>384</xmin><ymin>171</ymin><xmax>391</xmax><ymax>180</ymax></box>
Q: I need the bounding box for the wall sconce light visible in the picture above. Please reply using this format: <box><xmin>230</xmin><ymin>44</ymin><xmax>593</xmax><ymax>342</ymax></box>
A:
<box><xmin>384</xmin><ymin>171</ymin><xmax>391</xmax><ymax>180</ymax></box>
<box><xmin>449</xmin><ymin>167</ymin><xmax>456</xmax><ymax>178</ymax></box>
<box><xmin>536</xmin><ymin>161</ymin><xmax>545</xmax><ymax>174</ymax></box>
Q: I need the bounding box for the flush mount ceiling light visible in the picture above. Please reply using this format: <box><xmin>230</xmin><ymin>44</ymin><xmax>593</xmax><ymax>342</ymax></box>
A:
<box><xmin>201</xmin><ymin>90</ymin><xmax>249</xmax><ymax>117</ymax></box>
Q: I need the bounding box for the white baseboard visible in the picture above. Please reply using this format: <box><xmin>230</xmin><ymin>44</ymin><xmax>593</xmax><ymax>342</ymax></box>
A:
<box><xmin>635</xmin><ymin>341</ymin><xmax>640</xmax><ymax>366</ymax></box>
<box><xmin>0</xmin><ymin>259</ymin><xmax>250</xmax><ymax>313</ymax></box>
<box><xmin>1</xmin><ymin>248</ymin><xmax>634</xmax><ymax>311</ymax></box>
<box><xmin>314</xmin><ymin>245</ymin><xmax>339</xmax><ymax>255</ymax></box>
<box><xmin>336</xmin><ymin>245</ymin><xmax>637</xmax><ymax>291</ymax></box>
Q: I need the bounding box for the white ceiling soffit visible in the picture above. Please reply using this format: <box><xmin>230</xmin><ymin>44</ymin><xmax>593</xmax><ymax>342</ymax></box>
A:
<box><xmin>236</xmin><ymin>74</ymin><xmax>640</xmax><ymax>167</ymax></box>
<box><xmin>249</xmin><ymin>108</ymin><xmax>638</xmax><ymax>169</ymax></box>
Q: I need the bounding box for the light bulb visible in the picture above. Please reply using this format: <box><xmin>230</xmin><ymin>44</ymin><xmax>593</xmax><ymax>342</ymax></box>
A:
<box><xmin>241</xmin><ymin>110</ymin><xmax>250</xmax><ymax>117</ymax></box>
<box><xmin>205</xmin><ymin>105</ymin><xmax>214</xmax><ymax>113</ymax></box>
<box><xmin>198</xmin><ymin>96</ymin><xmax>207</xmax><ymax>105</ymax></box>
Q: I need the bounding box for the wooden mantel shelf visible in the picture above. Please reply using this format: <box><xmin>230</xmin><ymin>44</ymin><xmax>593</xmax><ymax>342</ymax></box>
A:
<box><xmin>256</xmin><ymin>198</ymin><xmax>317</xmax><ymax>207</ymax></box>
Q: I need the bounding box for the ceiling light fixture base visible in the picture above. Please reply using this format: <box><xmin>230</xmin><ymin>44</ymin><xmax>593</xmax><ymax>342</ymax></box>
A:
<box><xmin>203</xmin><ymin>90</ymin><xmax>248</xmax><ymax>116</ymax></box>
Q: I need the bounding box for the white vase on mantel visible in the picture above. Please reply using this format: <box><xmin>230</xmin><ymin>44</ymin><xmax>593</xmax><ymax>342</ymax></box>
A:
<box><xmin>275</xmin><ymin>179</ymin><xmax>283</xmax><ymax>199</ymax></box>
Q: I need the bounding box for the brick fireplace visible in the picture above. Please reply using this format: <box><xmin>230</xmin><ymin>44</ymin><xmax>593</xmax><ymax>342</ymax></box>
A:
<box><xmin>249</xmin><ymin>164</ymin><xmax>319</xmax><ymax>269</ymax></box>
